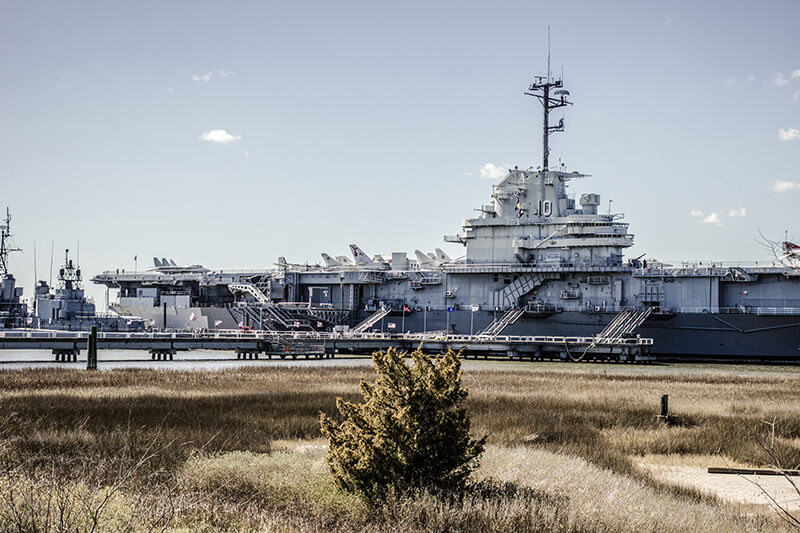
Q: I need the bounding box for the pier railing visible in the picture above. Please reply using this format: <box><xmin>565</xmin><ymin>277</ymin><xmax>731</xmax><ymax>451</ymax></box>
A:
<box><xmin>0</xmin><ymin>329</ymin><xmax>653</xmax><ymax>346</ymax></box>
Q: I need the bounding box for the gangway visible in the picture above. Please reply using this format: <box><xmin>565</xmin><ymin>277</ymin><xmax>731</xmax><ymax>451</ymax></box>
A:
<box><xmin>230</xmin><ymin>305</ymin><xmax>279</xmax><ymax>332</ymax></box>
<box><xmin>595</xmin><ymin>307</ymin><xmax>652</xmax><ymax>342</ymax></box>
<box><xmin>478</xmin><ymin>307</ymin><xmax>525</xmax><ymax>337</ymax></box>
<box><xmin>263</xmin><ymin>305</ymin><xmax>292</xmax><ymax>328</ymax></box>
<box><xmin>228</xmin><ymin>283</ymin><xmax>269</xmax><ymax>304</ymax></box>
<box><xmin>351</xmin><ymin>306</ymin><xmax>392</xmax><ymax>333</ymax></box>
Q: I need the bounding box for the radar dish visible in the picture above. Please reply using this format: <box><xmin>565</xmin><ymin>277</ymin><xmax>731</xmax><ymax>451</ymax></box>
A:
<box><xmin>553</xmin><ymin>89</ymin><xmax>570</xmax><ymax>95</ymax></box>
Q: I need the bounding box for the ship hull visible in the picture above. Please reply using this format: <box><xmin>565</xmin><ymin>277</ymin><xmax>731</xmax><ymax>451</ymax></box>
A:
<box><xmin>117</xmin><ymin>305</ymin><xmax>800</xmax><ymax>361</ymax></box>
<box><xmin>354</xmin><ymin>309</ymin><xmax>800</xmax><ymax>361</ymax></box>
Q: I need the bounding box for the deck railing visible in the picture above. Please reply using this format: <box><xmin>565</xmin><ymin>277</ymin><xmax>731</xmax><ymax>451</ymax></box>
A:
<box><xmin>0</xmin><ymin>329</ymin><xmax>653</xmax><ymax>346</ymax></box>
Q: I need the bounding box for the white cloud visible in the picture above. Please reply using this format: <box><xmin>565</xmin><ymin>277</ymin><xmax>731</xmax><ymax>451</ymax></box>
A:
<box><xmin>192</xmin><ymin>69</ymin><xmax>234</xmax><ymax>83</ymax></box>
<box><xmin>773</xmin><ymin>180</ymin><xmax>800</xmax><ymax>192</ymax></box>
<box><xmin>199</xmin><ymin>129</ymin><xmax>242</xmax><ymax>144</ymax></box>
<box><xmin>699</xmin><ymin>213</ymin><xmax>723</xmax><ymax>226</ymax></box>
<box><xmin>479</xmin><ymin>163</ymin><xmax>508</xmax><ymax>180</ymax></box>
<box><xmin>769</xmin><ymin>72</ymin><xmax>789</xmax><ymax>87</ymax></box>
<box><xmin>778</xmin><ymin>128</ymin><xmax>800</xmax><ymax>141</ymax></box>
<box><xmin>728</xmin><ymin>207</ymin><xmax>746</xmax><ymax>217</ymax></box>
<box><xmin>722</xmin><ymin>76</ymin><xmax>736</xmax><ymax>86</ymax></box>
<box><xmin>747</xmin><ymin>75</ymin><xmax>756</xmax><ymax>81</ymax></box>
<box><xmin>167</xmin><ymin>87</ymin><xmax>174</xmax><ymax>92</ymax></box>
<box><xmin>794</xmin><ymin>91</ymin><xmax>800</xmax><ymax>102</ymax></box>
<box><xmin>690</xmin><ymin>209</ymin><xmax>704</xmax><ymax>217</ymax></box>
<box><xmin>792</xmin><ymin>69</ymin><xmax>800</xmax><ymax>80</ymax></box>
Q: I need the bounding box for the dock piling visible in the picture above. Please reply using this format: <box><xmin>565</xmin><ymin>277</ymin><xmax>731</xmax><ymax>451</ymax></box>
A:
<box><xmin>86</xmin><ymin>326</ymin><xmax>98</xmax><ymax>370</ymax></box>
<box><xmin>658</xmin><ymin>394</ymin><xmax>678</xmax><ymax>426</ymax></box>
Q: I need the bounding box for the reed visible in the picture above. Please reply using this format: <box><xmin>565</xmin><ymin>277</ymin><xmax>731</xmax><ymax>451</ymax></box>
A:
<box><xmin>0</xmin><ymin>361</ymin><xmax>797</xmax><ymax>531</ymax></box>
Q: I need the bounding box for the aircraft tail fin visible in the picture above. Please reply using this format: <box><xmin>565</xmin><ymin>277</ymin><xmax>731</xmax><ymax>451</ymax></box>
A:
<box><xmin>434</xmin><ymin>248</ymin><xmax>452</xmax><ymax>262</ymax></box>
<box><xmin>321</xmin><ymin>253</ymin><xmax>341</xmax><ymax>267</ymax></box>
<box><xmin>349</xmin><ymin>244</ymin><xmax>373</xmax><ymax>265</ymax></box>
<box><xmin>415</xmin><ymin>250</ymin><xmax>433</xmax><ymax>266</ymax></box>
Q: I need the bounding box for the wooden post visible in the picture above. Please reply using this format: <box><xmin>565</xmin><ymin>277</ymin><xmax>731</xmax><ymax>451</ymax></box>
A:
<box><xmin>86</xmin><ymin>326</ymin><xmax>97</xmax><ymax>370</ymax></box>
<box><xmin>661</xmin><ymin>394</ymin><xmax>669</xmax><ymax>418</ymax></box>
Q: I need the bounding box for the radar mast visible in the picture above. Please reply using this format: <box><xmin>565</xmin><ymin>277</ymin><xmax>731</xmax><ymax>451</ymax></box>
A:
<box><xmin>58</xmin><ymin>249</ymin><xmax>82</xmax><ymax>291</ymax></box>
<box><xmin>0</xmin><ymin>208</ymin><xmax>21</xmax><ymax>276</ymax></box>
<box><xmin>524</xmin><ymin>28</ymin><xmax>572</xmax><ymax>171</ymax></box>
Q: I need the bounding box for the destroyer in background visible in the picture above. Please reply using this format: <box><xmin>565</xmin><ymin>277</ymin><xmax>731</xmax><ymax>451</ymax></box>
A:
<box><xmin>93</xmin><ymin>70</ymin><xmax>800</xmax><ymax>360</ymax></box>
<box><xmin>35</xmin><ymin>249</ymin><xmax>144</xmax><ymax>331</ymax></box>
<box><xmin>0</xmin><ymin>209</ymin><xmax>26</xmax><ymax>328</ymax></box>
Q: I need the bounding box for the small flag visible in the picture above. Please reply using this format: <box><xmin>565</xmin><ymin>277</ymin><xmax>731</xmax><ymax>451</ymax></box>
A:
<box><xmin>387</xmin><ymin>322</ymin><xmax>396</xmax><ymax>329</ymax></box>
<box><xmin>317</xmin><ymin>321</ymin><xmax>323</xmax><ymax>327</ymax></box>
<box><xmin>238</xmin><ymin>321</ymin><xmax>244</xmax><ymax>327</ymax></box>
<box><xmin>214</xmin><ymin>319</ymin><xmax>223</xmax><ymax>327</ymax></box>
<box><xmin>293</xmin><ymin>321</ymin><xmax>300</xmax><ymax>328</ymax></box>
<box><xmin>403</xmin><ymin>305</ymin><xmax>411</xmax><ymax>313</ymax></box>
<box><xmin>189</xmin><ymin>312</ymin><xmax>198</xmax><ymax>322</ymax></box>
<box><xmin>471</xmin><ymin>305</ymin><xmax>480</xmax><ymax>312</ymax></box>
<box><xmin>134</xmin><ymin>255</ymin><xmax>137</xmax><ymax>261</ymax></box>
<box><xmin>148</xmin><ymin>319</ymin><xmax>156</xmax><ymax>326</ymax></box>
<box><xmin>26</xmin><ymin>316</ymin><xmax>33</xmax><ymax>325</ymax></box>
<box><xmin>126</xmin><ymin>319</ymin><xmax>133</xmax><ymax>325</ymax></box>
<box><xmin>447</xmin><ymin>307</ymin><xmax>455</xmax><ymax>312</ymax></box>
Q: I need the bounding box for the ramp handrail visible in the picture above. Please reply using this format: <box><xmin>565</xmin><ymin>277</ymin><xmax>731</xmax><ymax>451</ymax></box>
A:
<box><xmin>351</xmin><ymin>306</ymin><xmax>392</xmax><ymax>334</ymax></box>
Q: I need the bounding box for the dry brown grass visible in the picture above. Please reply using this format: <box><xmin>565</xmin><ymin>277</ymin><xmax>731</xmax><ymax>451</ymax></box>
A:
<box><xmin>0</xmin><ymin>361</ymin><xmax>798</xmax><ymax>531</ymax></box>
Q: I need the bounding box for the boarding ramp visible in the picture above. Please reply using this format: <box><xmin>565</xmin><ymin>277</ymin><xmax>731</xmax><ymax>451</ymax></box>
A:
<box><xmin>228</xmin><ymin>283</ymin><xmax>269</xmax><ymax>304</ymax></box>
<box><xmin>479</xmin><ymin>307</ymin><xmax>525</xmax><ymax>337</ymax></box>
<box><xmin>351</xmin><ymin>306</ymin><xmax>392</xmax><ymax>334</ymax></box>
<box><xmin>495</xmin><ymin>273</ymin><xmax>559</xmax><ymax>308</ymax></box>
<box><xmin>264</xmin><ymin>305</ymin><xmax>294</xmax><ymax>328</ymax></box>
<box><xmin>595</xmin><ymin>307</ymin><xmax>652</xmax><ymax>342</ymax></box>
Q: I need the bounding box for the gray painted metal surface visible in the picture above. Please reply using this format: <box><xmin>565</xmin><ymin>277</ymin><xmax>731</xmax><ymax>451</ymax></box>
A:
<box><xmin>89</xmin><ymin>71</ymin><xmax>800</xmax><ymax>361</ymax></box>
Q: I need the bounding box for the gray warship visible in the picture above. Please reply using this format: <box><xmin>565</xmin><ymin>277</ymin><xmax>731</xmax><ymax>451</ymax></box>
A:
<box><xmin>35</xmin><ymin>249</ymin><xmax>145</xmax><ymax>331</ymax></box>
<box><xmin>93</xmin><ymin>70</ymin><xmax>800</xmax><ymax>360</ymax></box>
<box><xmin>0</xmin><ymin>209</ymin><xmax>27</xmax><ymax>328</ymax></box>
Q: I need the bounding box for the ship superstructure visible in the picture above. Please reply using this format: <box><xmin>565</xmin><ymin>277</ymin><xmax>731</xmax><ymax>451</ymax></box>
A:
<box><xmin>36</xmin><ymin>249</ymin><xmax>144</xmax><ymax>331</ymax></box>
<box><xmin>0</xmin><ymin>208</ymin><xmax>26</xmax><ymax>328</ymax></box>
<box><xmin>92</xmin><ymin>69</ymin><xmax>800</xmax><ymax>360</ymax></box>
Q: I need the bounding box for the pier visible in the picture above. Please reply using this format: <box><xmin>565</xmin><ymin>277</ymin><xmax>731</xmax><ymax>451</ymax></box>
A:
<box><xmin>0</xmin><ymin>329</ymin><xmax>653</xmax><ymax>363</ymax></box>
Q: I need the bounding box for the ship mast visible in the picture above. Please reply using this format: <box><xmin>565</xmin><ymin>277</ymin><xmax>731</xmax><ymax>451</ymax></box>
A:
<box><xmin>59</xmin><ymin>249</ymin><xmax>82</xmax><ymax>291</ymax></box>
<box><xmin>524</xmin><ymin>29</ymin><xmax>571</xmax><ymax>171</ymax></box>
<box><xmin>0</xmin><ymin>207</ymin><xmax>21</xmax><ymax>276</ymax></box>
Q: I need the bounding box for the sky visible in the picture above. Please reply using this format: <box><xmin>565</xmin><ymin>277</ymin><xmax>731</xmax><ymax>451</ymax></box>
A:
<box><xmin>1</xmin><ymin>0</ymin><xmax>799</xmax><ymax>310</ymax></box>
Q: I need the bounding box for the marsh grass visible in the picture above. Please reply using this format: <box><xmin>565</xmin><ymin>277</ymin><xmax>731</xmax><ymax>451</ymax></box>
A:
<box><xmin>173</xmin><ymin>444</ymin><xmax>784</xmax><ymax>532</ymax></box>
<box><xmin>1</xmin><ymin>363</ymin><xmax>799</xmax><ymax>531</ymax></box>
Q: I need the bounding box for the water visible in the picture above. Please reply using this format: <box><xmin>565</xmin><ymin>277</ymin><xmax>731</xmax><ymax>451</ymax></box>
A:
<box><xmin>1</xmin><ymin>350</ymin><xmax>798</xmax><ymax>378</ymax></box>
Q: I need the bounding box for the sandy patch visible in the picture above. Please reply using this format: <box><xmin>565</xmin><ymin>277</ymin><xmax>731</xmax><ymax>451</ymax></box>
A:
<box><xmin>270</xmin><ymin>438</ymin><xmax>328</xmax><ymax>452</ymax></box>
<box><xmin>641</xmin><ymin>461</ymin><xmax>800</xmax><ymax>511</ymax></box>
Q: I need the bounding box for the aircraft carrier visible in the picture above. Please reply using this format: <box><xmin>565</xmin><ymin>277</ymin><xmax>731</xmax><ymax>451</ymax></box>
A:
<box><xmin>92</xmin><ymin>70</ymin><xmax>800</xmax><ymax>361</ymax></box>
